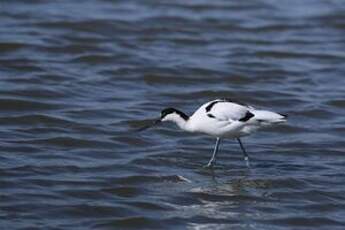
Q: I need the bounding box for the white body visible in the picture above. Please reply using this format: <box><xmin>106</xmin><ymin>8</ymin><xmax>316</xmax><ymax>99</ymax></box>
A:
<box><xmin>163</xmin><ymin>99</ymin><xmax>286</xmax><ymax>138</ymax></box>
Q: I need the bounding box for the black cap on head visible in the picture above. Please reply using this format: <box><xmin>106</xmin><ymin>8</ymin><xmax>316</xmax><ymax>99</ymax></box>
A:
<box><xmin>160</xmin><ymin>107</ymin><xmax>189</xmax><ymax>120</ymax></box>
<box><xmin>161</xmin><ymin>108</ymin><xmax>177</xmax><ymax>118</ymax></box>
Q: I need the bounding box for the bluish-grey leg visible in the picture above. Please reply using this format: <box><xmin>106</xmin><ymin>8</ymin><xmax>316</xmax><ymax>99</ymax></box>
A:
<box><xmin>206</xmin><ymin>138</ymin><xmax>221</xmax><ymax>167</ymax></box>
<box><xmin>237</xmin><ymin>138</ymin><xmax>250</xmax><ymax>167</ymax></box>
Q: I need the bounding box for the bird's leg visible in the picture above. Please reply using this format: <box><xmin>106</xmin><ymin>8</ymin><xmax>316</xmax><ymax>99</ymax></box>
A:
<box><xmin>237</xmin><ymin>138</ymin><xmax>250</xmax><ymax>167</ymax></box>
<box><xmin>206</xmin><ymin>138</ymin><xmax>221</xmax><ymax>168</ymax></box>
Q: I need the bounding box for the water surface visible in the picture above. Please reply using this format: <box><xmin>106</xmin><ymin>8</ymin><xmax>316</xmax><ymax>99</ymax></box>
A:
<box><xmin>1</xmin><ymin>0</ymin><xmax>345</xmax><ymax>229</ymax></box>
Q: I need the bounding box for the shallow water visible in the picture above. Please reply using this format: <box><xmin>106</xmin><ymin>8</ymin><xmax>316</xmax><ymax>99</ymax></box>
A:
<box><xmin>1</xmin><ymin>0</ymin><xmax>345</xmax><ymax>229</ymax></box>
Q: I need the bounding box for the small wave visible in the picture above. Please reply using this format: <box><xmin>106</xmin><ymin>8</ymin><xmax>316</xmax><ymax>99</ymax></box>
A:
<box><xmin>263</xmin><ymin>217</ymin><xmax>344</xmax><ymax>227</ymax></box>
<box><xmin>8</xmin><ymin>136</ymin><xmax>115</xmax><ymax>149</ymax></box>
<box><xmin>101</xmin><ymin>186</ymin><xmax>143</xmax><ymax>198</ymax></box>
<box><xmin>114</xmin><ymin>175</ymin><xmax>191</xmax><ymax>185</ymax></box>
<box><xmin>326</xmin><ymin>99</ymin><xmax>345</xmax><ymax>108</ymax></box>
<box><xmin>93</xmin><ymin>216</ymin><xmax>161</xmax><ymax>229</ymax></box>
<box><xmin>0</xmin><ymin>114</ymin><xmax>77</xmax><ymax>127</ymax></box>
<box><xmin>71</xmin><ymin>54</ymin><xmax>114</xmax><ymax>64</ymax></box>
<box><xmin>0</xmin><ymin>42</ymin><xmax>25</xmax><ymax>53</ymax></box>
<box><xmin>49</xmin><ymin>204</ymin><xmax>133</xmax><ymax>219</ymax></box>
<box><xmin>0</xmin><ymin>98</ymin><xmax>60</xmax><ymax>111</ymax></box>
<box><xmin>122</xmin><ymin>201</ymin><xmax>173</xmax><ymax>211</ymax></box>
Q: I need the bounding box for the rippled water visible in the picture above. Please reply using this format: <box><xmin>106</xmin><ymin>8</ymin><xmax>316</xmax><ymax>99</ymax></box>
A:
<box><xmin>1</xmin><ymin>0</ymin><xmax>345</xmax><ymax>229</ymax></box>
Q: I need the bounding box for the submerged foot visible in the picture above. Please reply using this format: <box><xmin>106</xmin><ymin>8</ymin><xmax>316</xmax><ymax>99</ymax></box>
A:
<box><xmin>204</xmin><ymin>160</ymin><xmax>215</xmax><ymax>168</ymax></box>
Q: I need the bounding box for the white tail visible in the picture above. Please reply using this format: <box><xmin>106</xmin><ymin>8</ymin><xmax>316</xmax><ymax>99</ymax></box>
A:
<box><xmin>252</xmin><ymin>110</ymin><xmax>287</xmax><ymax>125</ymax></box>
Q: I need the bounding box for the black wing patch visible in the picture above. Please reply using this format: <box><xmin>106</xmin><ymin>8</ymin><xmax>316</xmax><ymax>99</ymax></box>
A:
<box><xmin>207</xmin><ymin>113</ymin><xmax>216</xmax><ymax>119</ymax></box>
<box><xmin>205</xmin><ymin>101</ymin><xmax>219</xmax><ymax>112</ymax></box>
<box><xmin>239</xmin><ymin>111</ymin><xmax>254</xmax><ymax>122</ymax></box>
<box><xmin>205</xmin><ymin>98</ymin><xmax>247</xmax><ymax>112</ymax></box>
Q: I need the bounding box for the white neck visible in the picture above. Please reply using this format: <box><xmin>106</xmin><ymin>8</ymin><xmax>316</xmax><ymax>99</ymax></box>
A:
<box><xmin>172</xmin><ymin>116</ymin><xmax>189</xmax><ymax>130</ymax></box>
<box><xmin>163</xmin><ymin>113</ymin><xmax>193</xmax><ymax>132</ymax></box>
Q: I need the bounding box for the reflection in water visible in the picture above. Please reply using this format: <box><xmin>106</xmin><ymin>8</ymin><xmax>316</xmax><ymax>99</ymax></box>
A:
<box><xmin>172</xmin><ymin>169</ymin><xmax>274</xmax><ymax>229</ymax></box>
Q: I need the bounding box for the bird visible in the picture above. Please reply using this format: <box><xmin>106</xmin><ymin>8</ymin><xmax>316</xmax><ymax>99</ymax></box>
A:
<box><xmin>138</xmin><ymin>98</ymin><xmax>287</xmax><ymax>168</ymax></box>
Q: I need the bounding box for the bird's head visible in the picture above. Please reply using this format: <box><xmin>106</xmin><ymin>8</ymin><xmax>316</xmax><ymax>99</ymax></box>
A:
<box><xmin>137</xmin><ymin>107</ymin><xmax>189</xmax><ymax>132</ymax></box>
<box><xmin>160</xmin><ymin>107</ymin><xmax>188</xmax><ymax>122</ymax></box>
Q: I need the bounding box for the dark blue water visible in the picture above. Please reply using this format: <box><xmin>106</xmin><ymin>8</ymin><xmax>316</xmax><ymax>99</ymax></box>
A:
<box><xmin>1</xmin><ymin>0</ymin><xmax>345</xmax><ymax>229</ymax></box>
